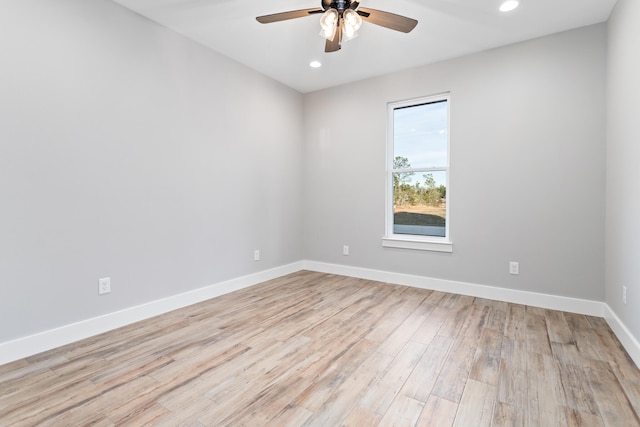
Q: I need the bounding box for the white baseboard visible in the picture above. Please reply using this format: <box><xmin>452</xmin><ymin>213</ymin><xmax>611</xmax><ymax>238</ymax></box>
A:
<box><xmin>303</xmin><ymin>261</ymin><xmax>605</xmax><ymax>316</ymax></box>
<box><xmin>3</xmin><ymin>259</ymin><xmax>638</xmax><ymax>371</ymax></box>
<box><xmin>0</xmin><ymin>262</ymin><xmax>304</xmax><ymax>366</ymax></box>
<box><xmin>602</xmin><ymin>305</ymin><xmax>640</xmax><ymax>368</ymax></box>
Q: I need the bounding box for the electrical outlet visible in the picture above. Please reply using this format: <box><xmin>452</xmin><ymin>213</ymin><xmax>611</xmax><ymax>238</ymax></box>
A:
<box><xmin>509</xmin><ymin>262</ymin><xmax>520</xmax><ymax>275</ymax></box>
<box><xmin>99</xmin><ymin>277</ymin><xmax>111</xmax><ymax>295</ymax></box>
<box><xmin>254</xmin><ymin>250</ymin><xmax>260</xmax><ymax>261</ymax></box>
<box><xmin>343</xmin><ymin>245</ymin><xmax>349</xmax><ymax>256</ymax></box>
<box><xmin>623</xmin><ymin>286</ymin><xmax>627</xmax><ymax>304</ymax></box>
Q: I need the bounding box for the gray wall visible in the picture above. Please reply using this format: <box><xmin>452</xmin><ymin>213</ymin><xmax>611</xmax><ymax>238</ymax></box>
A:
<box><xmin>0</xmin><ymin>1</ymin><xmax>615</xmax><ymax>348</ymax></box>
<box><xmin>303</xmin><ymin>24</ymin><xmax>607</xmax><ymax>301</ymax></box>
<box><xmin>606</xmin><ymin>0</ymin><xmax>640</xmax><ymax>340</ymax></box>
<box><xmin>0</xmin><ymin>0</ymin><xmax>303</xmax><ymax>342</ymax></box>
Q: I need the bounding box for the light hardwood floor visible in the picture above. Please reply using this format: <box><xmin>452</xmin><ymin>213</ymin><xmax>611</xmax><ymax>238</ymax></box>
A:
<box><xmin>1</xmin><ymin>271</ymin><xmax>639</xmax><ymax>426</ymax></box>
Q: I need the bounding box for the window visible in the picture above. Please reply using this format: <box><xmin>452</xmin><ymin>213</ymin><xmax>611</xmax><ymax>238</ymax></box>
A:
<box><xmin>383</xmin><ymin>94</ymin><xmax>452</xmax><ymax>252</ymax></box>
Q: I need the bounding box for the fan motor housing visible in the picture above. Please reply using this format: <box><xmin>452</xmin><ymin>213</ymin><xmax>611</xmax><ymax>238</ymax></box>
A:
<box><xmin>322</xmin><ymin>0</ymin><xmax>351</xmax><ymax>11</ymax></box>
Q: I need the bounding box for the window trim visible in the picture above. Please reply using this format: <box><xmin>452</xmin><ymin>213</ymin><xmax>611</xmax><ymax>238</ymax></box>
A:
<box><xmin>383</xmin><ymin>93</ymin><xmax>452</xmax><ymax>253</ymax></box>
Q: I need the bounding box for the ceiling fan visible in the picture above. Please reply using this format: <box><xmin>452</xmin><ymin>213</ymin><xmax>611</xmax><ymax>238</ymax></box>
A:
<box><xmin>256</xmin><ymin>0</ymin><xmax>418</xmax><ymax>53</ymax></box>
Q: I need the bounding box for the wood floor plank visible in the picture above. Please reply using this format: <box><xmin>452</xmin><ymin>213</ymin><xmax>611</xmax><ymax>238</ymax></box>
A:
<box><xmin>378</xmin><ymin>394</ymin><xmax>424</xmax><ymax>427</ymax></box>
<box><xmin>593</xmin><ymin>326</ymin><xmax>638</xmax><ymax>367</ymax></box>
<box><xmin>563</xmin><ymin>312</ymin><xmax>594</xmax><ymax>332</ymax></box>
<box><xmin>423</xmin><ymin>290</ymin><xmax>447</xmax><ymax>305</ymax></box>
<box><xmin>528</xmin><ymin>353</ymin><xmax>568</xmax><ymax>426</ymax></box>
<box><xmin>299</xmin><ymin>350</ymin><xmax>392</xmax><ymax>426</ymax></box>
<box><xmin>609</xmin><ymin>357</ymin><xmax>640</xmax><ymax>415</ymax></box>
<box><xmin>452</xmin><ymin>379</ymin><xmax>497</xmax><ymax>427</ymax></box>
<box><xmin>1</xmin><ymin>271</ymin><xmax>639</xmax><ymax>426</ymax></box>
<box><xmin>469</xmin><ymin>327</ymin><xmax>503</xmax><ymax>386</ymax></box>
<box><xmin>525</xmin><ymin>312</ymin><xmax>553</xmax><ymax>356</ymax></box>
<box><xmin>0</xmin><ymin>358</ymin><xmax>30</xmax><ymax>377</ymax></box>
<box><xmin>108</xmin><ymin>402</ymin><xmax>169</xmax><ymax>427</ymax></box>
<box><xmin>293</xmin><ymin>339</ymin><xmax>380</xmax><ymax>412</ymax></box>
<box><xmin>1</xmin><ymin>377</ymin><xmax>101</xmax><ymax>425</ymax></box>
<box><xmin>504</xmin><ymin>304</ymin><xmax>527</xmax><ymax>342</ymax></box>
<box><xmin>574</xmin><ymin>327</ymin><xmax>610</xmax><ymax>362</ymax></box>
<box><xmin>430</xmin><ymin>332</ymin><xmax>481</xmax><ymax>403</ymax></box>
<box><xmin>150</xmin><ymin>342</ymin><xmax>251</xmax><ymax>385</ymax></box>
<box><xmin>437</xmin><ymin>301</ymin><xmax>475</xmax><ymax>338</ymax></box>
<box><xmin>411</xmin><ymin>303</ymin><xmax>452</xmax><ymax>345</ymax></box>
<box><xmin>364</xmin><ymin>290</ymin><xmax>427</xmax><ymax>344</ymax></box>
<box><xmin>296</xmin><ymin>312</ymin><xmax>380</xmax><ymax>380</ymax></box>
<box><xmin>459</xmin><ymin>304</ymin><xmax>490</xmax><ymax>338</ymax></box>
<box><xmin>41</xmin><ymin>374</ymin><xmax>163</xmax><ymax>426</ymax></box>
<box><xmin>474</xmin><ymin>298</ymin><xmax>508</xmax><ymax>333</ymax></box>
<box><xmin>102</xmin><ymin>377</ymin><xmax>172</xmax><ymax>425</ymax></box>
<box><xmin>564</xmin><ymin>407</ymin><xmax>605</xmax><ymax>427</ymax></box>
<box><xmin>220</xmin><ymin>374</ymin><xmax>312</xmax><ymax>426</ymax></box>
<box><xmin>0</xmin><ymin>359</ymin><xmax>59</xmax><ymax>390</ymax></box>
<box><xmin>416</xmin><ymin>395</ymin><xmax>458</xmax><ymax>427</ymax></box>
<box><xmin>0</xmin><ymin>367</ymin><xmax>60</xmax><ymax>411</ymax></box>
<box><xmin>586</xmin><ymin>315</ymin><xmax>610</xmax><ymax>330</ymax></box>
<box><xmin>496</xmin><ymin>338</ymin><xmax>528</xmax><ymax>410</ymax></box>
<box><xmin>90</xmin><ymin>355</ymin><xmax>174</xmax><ymax>389</ymax></box>
<box><xmin>341</xmin><ymin>405</ymin><xmax>382</xmax><ymax>426</ymax></box>
<box><xmin>401</xmin><ymin>335</ymin><xmax>453</xmax><ymax>402</ymax></box>
<box><xmin>198</xmin><ymin>336</ymin><xmax>313</xmax><ymax>423</ymax></box>
<box><xmin>377</xmin><ymin>299</ymin><xmax>436</xmax><ymax>356</ymax></box>
<box><xmin>265</xmin><ymin>404</ymin><xmax>314</xmax><ymax>427</ymax></box>
<box><xmin>492</xmin><ymin>401</ymin><xmax>526</xmax><ymax>427</ymax></box>
<box><xmin>486</xmin><ymin>304</ymin><xmax>508</xmax><ymax>333</ymax></box>
<box><xmin>358</xmin><ymin>340</ymin><xmax>427</xmax><ymax>415</ymax></box>
<box><xmin>583</xmin><ymin>358</ymin><xmax>640</xmax><ymax>427</ymax></box>
<box><xmin>545</xmin><ymin>308</ymin><xmax>576</xmax><ymax>345</ymax></box>
<box><xmin>154</xmin><ymin>395</ymin><xmax>215</xmax><ymax>426</ymax></box>
<box><xmin>551</xmin><ymin>342</ymin><xmax>601</xmax><ymax>416</ymax></box>
<box><xmin>526</xmin><ymin>305</ymin><xmax>547</xmax><ymax>316</ymax></box>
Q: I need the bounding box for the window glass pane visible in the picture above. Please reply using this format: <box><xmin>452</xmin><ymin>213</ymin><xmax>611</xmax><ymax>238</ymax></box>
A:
<box><xmin>393</xmin><ymin>170</ymin><xmax>446</xmax><ymax>237</ymax></box>
<box><xmin>394</xmin><ymin>101</ymin><xmax>448</xmax><ymax>169</ymax></box>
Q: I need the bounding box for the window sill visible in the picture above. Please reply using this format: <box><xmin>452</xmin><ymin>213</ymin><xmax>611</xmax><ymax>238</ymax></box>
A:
<box><xmin>382</xmin><ymin>237</ymin><xmax>453</xmax><ymax>253</ymax></box>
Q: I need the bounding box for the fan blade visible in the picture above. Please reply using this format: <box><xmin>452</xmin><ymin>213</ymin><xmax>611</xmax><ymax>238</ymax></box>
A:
<box><xmin>256</xmin><ymin>8</ymin><xmax>323</xmax><ymax>24</ymax></box>
<box><xmin>357</xmin><ymin>8</ymin><xmax>418</xmax><ymax>33</ymax></box>
<box><xmin>325</xmin><ymin>22</ymin><xmax>342</xmax><ymax>53</ymax></box>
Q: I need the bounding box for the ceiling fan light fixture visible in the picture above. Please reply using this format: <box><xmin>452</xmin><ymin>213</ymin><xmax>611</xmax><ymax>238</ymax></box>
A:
<box><xmin>343</xmin><ymin>9</ymin><xmax>362</xmax><ymax>32</ymax></box>
<box><xmin>319</xmin><ymin>9</ymin><xmax>339</xmax><ymax>40</ymax></box>
<box><xmin>499</xmin><ymin>0</ymin><xmax>520</xmax><ymax>12</ymax></box>
<box><xmin>319</xmin><ymin>25</ymin><xmax>337</xmax><ymax>41</ymax></box>
<box><xmin>342</xmin><ymin>9</ymin><xmax>362</xmax><ymax>41</ymax></box>
<box><xmin>342</xmin><ymin>24</ymin><xmax>358</xmax><ymax>42</ymax></box>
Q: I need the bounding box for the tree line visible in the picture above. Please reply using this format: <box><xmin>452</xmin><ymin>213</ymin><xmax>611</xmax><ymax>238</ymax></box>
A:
<box><xmin>393</xmin><ymin>156</ymin><xmax>446</xmax><ymax>207</ymax></box>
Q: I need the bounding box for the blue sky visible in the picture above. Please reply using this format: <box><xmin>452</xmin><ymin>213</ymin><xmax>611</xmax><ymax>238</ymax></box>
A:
<box><xmin>393</xmin><ymin>100</ymin><xmax>448</xmax><ymax>187</ymax></box>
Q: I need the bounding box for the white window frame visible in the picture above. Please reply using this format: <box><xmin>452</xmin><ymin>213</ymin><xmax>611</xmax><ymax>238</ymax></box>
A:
<box><xmin>382</xmin><ymin>93</ymin><xmax>453</xmax><ymax>253</ymax></box>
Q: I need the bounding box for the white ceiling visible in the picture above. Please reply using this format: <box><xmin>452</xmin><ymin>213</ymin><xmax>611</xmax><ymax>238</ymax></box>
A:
<box><xmin>110</xmin><ymin>0</ymin><xmax>616</xmax><ymax>93</ymax></box>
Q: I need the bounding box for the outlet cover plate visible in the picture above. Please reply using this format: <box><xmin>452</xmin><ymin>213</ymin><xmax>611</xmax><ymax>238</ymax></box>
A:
<box><xmin>99</xmin><ymin>277</ymin><xmax>111</xmax><ymax>295</ymax></box>
<box><xmin>509</xmin><ymin>262</ymin><xmax>520</xmax><ymax>275</ymax></box>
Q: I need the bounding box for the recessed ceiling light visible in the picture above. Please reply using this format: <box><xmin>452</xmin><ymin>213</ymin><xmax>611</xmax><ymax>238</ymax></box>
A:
<box><xmin>499</xmin><ymin>0</ymin><xmax>520</xmax><ymax>12</ymax></box>
<box><xmin>309</xmin><ymin>61</ymin><xmax>322</xmax><ymax>68</ymax></box>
